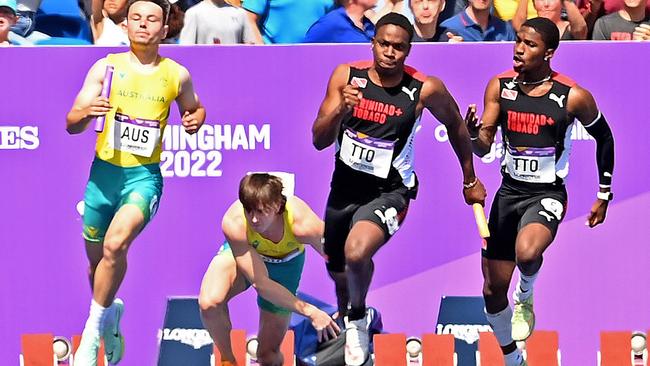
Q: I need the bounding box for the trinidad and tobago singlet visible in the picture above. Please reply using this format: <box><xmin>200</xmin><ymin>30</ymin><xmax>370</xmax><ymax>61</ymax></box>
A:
<box><xmin>331</xmin><ymin>61</ymin><xmax>427</xmax><ymax>195</ymax></box>
<box><xmin>497</xmin><ymin>70</ymin><xmax>577</xmax><ymax>186</ymax></box>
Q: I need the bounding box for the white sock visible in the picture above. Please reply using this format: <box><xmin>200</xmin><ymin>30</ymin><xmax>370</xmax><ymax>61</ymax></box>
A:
<box><xmin>84</xmin><ymin>299</ymin><xmax>107</xmax><ymax>334</ymax></box>
<box><xmin>504</xmin><ymin>348</ymin><xmax>524</xmax><ymax>366</ymax></box>
<box><xmin>514</xmin><ymin>271</ymin><xmax>539</xmax><ymax>302</ymax></box>
<box><xmin>485</xmin><ymin>306</ymin><xmax>514</xmax><ymax>346</ymax></box>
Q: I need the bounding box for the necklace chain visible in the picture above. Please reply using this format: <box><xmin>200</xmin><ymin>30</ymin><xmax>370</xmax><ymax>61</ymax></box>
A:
<box><xmin>513</xmin><ymin>74</ymin><xmax>552</xmax><ymax>86</ymax></box>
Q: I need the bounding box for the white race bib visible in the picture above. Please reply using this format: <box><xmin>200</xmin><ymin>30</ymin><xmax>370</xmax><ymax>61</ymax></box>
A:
<box><xmin>504</xmin><ymin>145</ymin><xmax>556</xmax><ymax>183</ymax></box>
<box><xmin>109</xmin><ymin>112</ymin><xmax>160</xmax><ymax>157</ymax></box>
<box><xmin>339</xmin><ymin>129</ymin><xmax>395</xmax><ymax>179</ymax></box>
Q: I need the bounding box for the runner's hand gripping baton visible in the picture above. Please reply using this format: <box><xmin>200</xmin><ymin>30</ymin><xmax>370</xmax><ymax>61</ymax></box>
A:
<box><xmin>473</xmin><ymin>203</ymin><xmax>490</xmax><ymax>238</ymax></box>
<box><xmin>95</xmin><ymin>65</ymin><xmax>114</xmax><ymax>133</ymax></box>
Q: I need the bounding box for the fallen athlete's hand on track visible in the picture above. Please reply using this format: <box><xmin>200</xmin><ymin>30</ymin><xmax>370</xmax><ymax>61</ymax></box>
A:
<box><xmin>465</xmin><ymin>104</ymin><xmax>481</xmax><ymax>139</ymax></box>
<box><xmin>182</xmin><ymin>110</ymin><xmax>201</xmax><ymax>135</ymax></box>
<box><xmin>86</xmin><ymin>96</ymin><xmax>112</xmax><ymax>118</ymax></box>
<box><xmin>586</xmin><ymin>199</ymin><xmax>608</xmax><ymax>227</ymax></box>
<box><xmin>463</xmin><ymin>177</ymin><xmax>487</xmax><ymax>206</ymax></box>
<box><xmin>341</xmin><ymin>84</ymin><xmax>363</xmax><ymax>112</ymax></box>
<box><xmin>311</xmin><ymin>308</ymin><xmax>340</xmax><ymax>343</ymax></box>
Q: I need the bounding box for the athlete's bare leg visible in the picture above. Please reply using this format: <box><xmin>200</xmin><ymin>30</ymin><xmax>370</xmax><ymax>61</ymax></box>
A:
<box><xmin>482</xmin><ymin>257</ymin><xmax>517</xmax><ymax>354</ymax></box>
<box><xmin>199</xmin><ymin>252</ymin><xmax>248</xmax><ymax>363</ymax></box>
<box><xmin>328</xmin><ymin>270</ymin><xmax>350</xmax><ymax>318</ymax></box>
<box><xmin>345</xmin><ymin>221</ymin><xmax>384</xmax><ymax>319</ymax></box>
<box><xmin>93</xmin><ymin>204</ymin><xmax>144</xmax><ymax>307</ymax></box>
<box><xmin>515</xmin><ymin>223</ymin><xmax>553</xmax><ymax>275</ymax></box>
<box><xmin>256</xmin><ymin>310</ymin><xmax>291</xmax><ymax>366</ymax></box>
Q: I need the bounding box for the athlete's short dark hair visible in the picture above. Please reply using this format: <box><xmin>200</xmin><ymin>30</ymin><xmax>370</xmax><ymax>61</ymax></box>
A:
<box><xmin>127</xmin><ymin>0</ymin><xmax>170</xmax><ymax>24</ymax></box>
<box><xmin>522</xmin><ymin>17</ymin><xmax>560</xmax><ymax>51</ymax></box>
<box><xmin>239</xmin><ymin>173</ymin><xmax>287</xmax><ymax>215</ymax></box>
<box><xmin>375</xmin><ymin>12</ymin><xmax>414</xmax><ymax>43</ymax></box>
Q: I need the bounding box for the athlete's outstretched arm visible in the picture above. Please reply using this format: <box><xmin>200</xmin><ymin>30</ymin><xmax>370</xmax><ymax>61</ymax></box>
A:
<box><xmin>568</xmin><ymin>86</ymin><xmax>614</xmax><ymax>228</ymax></box>
<box><xmin>423</xmin><ymin>77</ymin><xmax>486</xmax><ymax>205</ymax></box>
<box><xmin>176</xmin><ymin>66</ymin><xmax>206</xmax><ymax>135</ymax></box>
<box><xmin>288</xmin><ymin>196</ymin><xmax>327</xmax><ymax>259</ymax></box>
<box><xmin>222</xmin><ymin>203</ymin><xmax>340</xmax><ymax>341</ymax></box>
<box><xmin>66</xmin><ymin>58</ymin><xmax>110</xmax><ymax>135</ymax></box>
<box><xmin>466</xmin><ymin>77</ymin><xmax>500</xmax><ymax>157</ymax></box>
<box><xmin>312</xmin><ymin>64</ymin><xmax>354</xmax><ymax>150</ymax></box>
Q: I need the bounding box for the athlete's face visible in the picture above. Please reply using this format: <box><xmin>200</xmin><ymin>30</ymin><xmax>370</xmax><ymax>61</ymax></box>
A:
<box><xmin>513</xmin><ymin>26</ymin><xmax>554</xmax><ymax>73</ymax></box>
<box><xmin>244</xmin><ymin>204</ymin><xmax>281</xmax><ymax>233</ymax></box>
<box><xmin>104</xmin><ymin>0</ymin><xmax>128</xmax><ymax>17</ymax></box>
<box><xmin>372</xmin><ymin>25</ymin><xmax>411</xmax><ymax>74</ymax></box>
<box><xmin>410</xmin><ymin>0</ymin><xmax>445</xmax><ymax>25</ymax></box>
<box><xmin>127</xmin><ymin>1</ymin><xmax>168</xmax><ymax>46</ymax></box>
<box><xmin>534</xmin><ymin>0</ymin><xmax>562</xmax><ymax>20</ymax></box>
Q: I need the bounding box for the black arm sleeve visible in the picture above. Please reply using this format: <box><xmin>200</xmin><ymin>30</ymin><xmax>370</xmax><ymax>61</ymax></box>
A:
<box><xmin>584</xmin><ymin>112</ymin><xmax>614</xmax><ymax>187</ymax></box>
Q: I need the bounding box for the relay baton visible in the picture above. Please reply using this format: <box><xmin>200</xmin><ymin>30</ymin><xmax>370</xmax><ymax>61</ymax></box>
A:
<box><xmin>472</xmin><ymin>203</ymin><xmax>490</xmax><ymax>238</ymax></box>
<box><xmin>95</xmin><ymin>65</ymin><xmax>114</xmax><ymax>132</ymax></box>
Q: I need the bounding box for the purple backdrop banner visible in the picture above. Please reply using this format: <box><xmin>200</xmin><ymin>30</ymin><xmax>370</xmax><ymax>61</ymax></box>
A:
<box><xmin>1</xmin><ymin>43</ymin><xmax>648</xmax><ymax>365</ymax></box>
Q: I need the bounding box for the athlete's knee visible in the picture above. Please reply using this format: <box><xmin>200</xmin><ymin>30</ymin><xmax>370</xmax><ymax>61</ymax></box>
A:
<box><xmin>482</xmin><ymin>279</ymin><xmax>509</xmax><ymax>305</ymax></box>
<box><xmin>257</xmin><ymin>345</ymin><xmax>282</xmax><ymax>366</ymax></box>
<box><xmin>198</xmin><ymin>290</ymin><xmax>228</xmax><ymax>313</ymax></box>
<box><xmin>515</xmin><ymin>241</ymin><xmax>543</xmax><ymax>266</ymax></box>
<box><xmin>102</xmin><ymin>237</ymin><xmax>129</xmax><ymax>263</ymax></box>
<box><xmin>328</xmin><ymin>270</ymin><xmax>346</xmax><ymax>283</ymax></box>
<box><xmin>87</xmin><ymin>258</ymin><xmax>101</xmax><ymax>276</ymax></box>
<box><xmin>344</xmin><ymin>237</ymin><xmax>371</xmax><ymax>269</ymax></box>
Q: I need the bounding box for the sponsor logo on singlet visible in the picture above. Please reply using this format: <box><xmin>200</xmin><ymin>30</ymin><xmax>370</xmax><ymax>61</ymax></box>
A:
<box><xmin>506</xmin><ymin>111</ymin><xmax>555</xmax><ymax>135</ymax></box>
<box><xmin>352</xmin><ymin>98</ymin><xmax>404</xmax><ymax>124</ymax></box>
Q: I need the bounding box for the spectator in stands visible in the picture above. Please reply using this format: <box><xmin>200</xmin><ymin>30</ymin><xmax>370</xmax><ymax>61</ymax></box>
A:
<box><xmin>0</xmin><ymin>0</ymin><xmax>17</xmax><ymax>45</ymax></box>
<box><xmin>303</xmin><ymin>0</ymin><xmax>377</xmax><ymax>43</ymax></box>
<box><xmin>91</xmin><ymin>0</ymin><xmax>129</xmax><ymax>45</ymax></box>
<box><xmin>365</xmin><ymin>0</ymin><xmax>405</xmax><ymax>22</ymax></box>
<box><xmin>10</xmin><ymin>0</ymin><xmax>39</xmax><ymax>37</ymax></box>
<box><xmin>409</xmin><ymin>0</ymin><xmax>450</xmax><ymax>41</ymax></box>
<box><xmin>512</xmin><ymin>0</ymin><xmax>587</xmax><ymax>39</ymax></box>
<box><xmin>440</xmin><ymin>0</ymin><xmax>516</xmax><ymax>40</ymax></box>
<box><xmin>578</xmin><ymin>0</ymin><xmax>650</xmax><ymax>35</ymax></box>
<box><xmin>588</xmin><ymin>0</ymin><xmax>650</xmax><ymax>17</ymax></box>
<box><xmin>593</xmin><ymin>0</ymin><xmax>649</xmax><ymax>39</ymax></box>
<box><xmin>493</xmin><ymin>0</ymin><xmax>536</xmax><ymax>20</ymax></box>
<box><xmin>576</xmin><ymin>0</ymin><xmax>601</xmax><ymax>34</ymax></box>
<box><xmin>179</xmin><ymin>0</ymin><xmax>256</xmax><ymax>44</ymax></box>
<box><xmin>179</xmin><ymin>0</ymin><xmax>239</xmax><ymax>7</ymax></box>
<box><xmin>242</xmin><ymin>0</ymin><xmax>335</xmax><ymax>44</ymax></box>
<box><xmin>438</xmin><ymin>0</ymin><xmax>469</xmax><ymax>23</ymax></box>
<box><xmin>163</xmin><ymin>0</ymin><xmax>184</xmax><ymax>43</ymax></box>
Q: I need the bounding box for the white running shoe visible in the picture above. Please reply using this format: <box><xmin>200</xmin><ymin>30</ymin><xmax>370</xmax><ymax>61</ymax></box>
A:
<box><xmin>344</xmin><ymin>310</ymin><xmax>373</xmax><ymax>366</ymax></box>
<box><xmin>102</xmin><ymin>298</ymin><xmax>125</xmax><ymax>364</ymax></box>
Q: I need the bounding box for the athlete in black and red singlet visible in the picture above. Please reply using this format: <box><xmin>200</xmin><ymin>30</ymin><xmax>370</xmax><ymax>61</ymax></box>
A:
<box><xmin>466</xmin><ymin>17</ymin><xmax>615</xmax><ymax>366</ymax></box>
<box><xmin>312</xmin><ymin>13</ymin><xmax>486</xmax><ymax>366</ymax></box>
